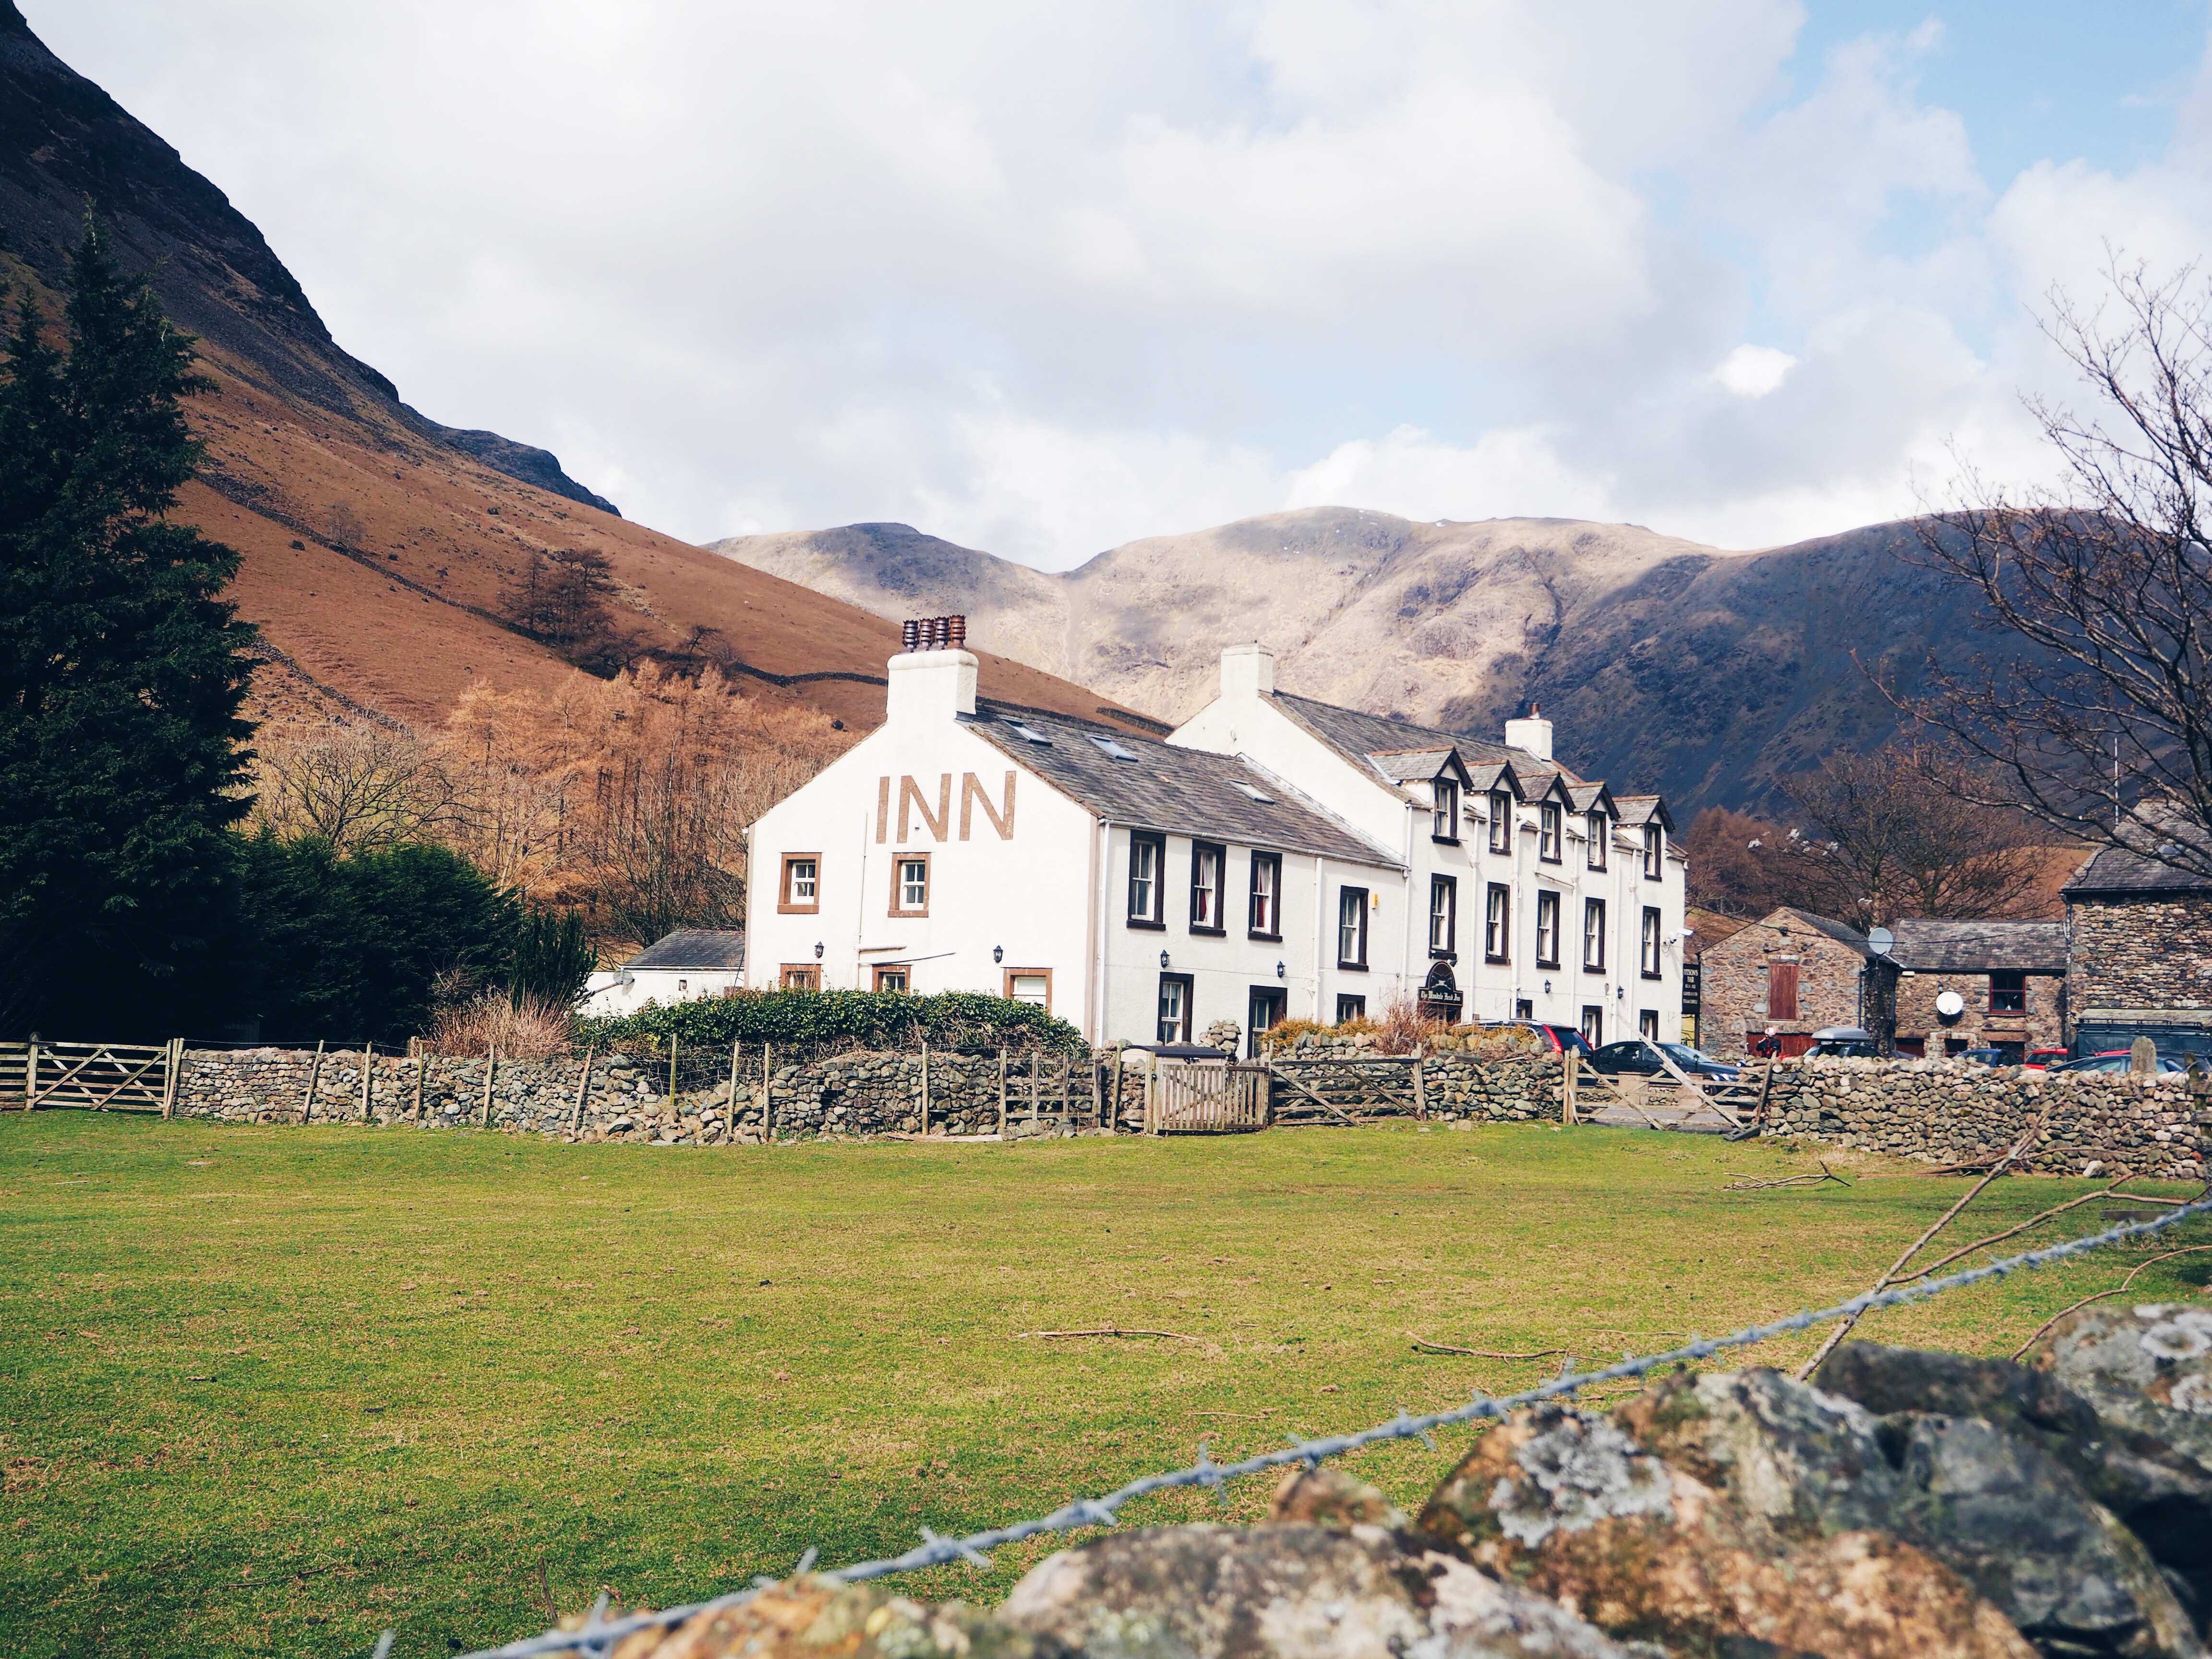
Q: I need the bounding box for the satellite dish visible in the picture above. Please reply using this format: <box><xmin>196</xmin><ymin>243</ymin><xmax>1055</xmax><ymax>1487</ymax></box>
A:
<box><xmin>1936</xmin><ymin>989</ymin><xmax>1965</xmax><ymax>1020</ymax></box>
<box><xmin>1866</xmin><ymin>927</ymin><xmax>1895</xmax><ymax>958</ymax></box>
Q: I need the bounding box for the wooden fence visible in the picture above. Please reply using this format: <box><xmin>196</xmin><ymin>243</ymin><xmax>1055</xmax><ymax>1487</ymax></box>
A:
<box><xmin>0</xmin><ymin>1040</ymin><xmax>182</xmax><ymax>1115</ymax></box>
<box><xmin>1148</xmin><ymin>1060</ymin><xmax>1271</xmax><ymax>1134</ymax></box>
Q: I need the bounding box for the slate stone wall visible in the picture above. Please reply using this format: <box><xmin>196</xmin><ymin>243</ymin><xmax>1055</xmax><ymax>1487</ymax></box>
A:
<box><xmin>2069</xmin><ymin>892</ymin><xmax>2212</xmax><ymax>1017</ymax></box>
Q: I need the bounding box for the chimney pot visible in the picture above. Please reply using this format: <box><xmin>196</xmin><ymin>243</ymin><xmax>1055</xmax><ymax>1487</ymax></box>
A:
<box><xmin>901</xmin><ymin>619</ymin><xmax>920</xmax><ymax>652</ymax></box>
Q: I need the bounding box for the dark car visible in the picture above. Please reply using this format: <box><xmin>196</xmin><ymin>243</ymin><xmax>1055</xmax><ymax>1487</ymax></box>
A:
<box><xmin>2050</xmin><ymin>1049</ymin><xmax>2188</xmax><ymax>1076</ymax></box>
<box><xmin>1484</xmin><ymin>1021</ymin><xmax>1598</xmax><ymax>1060</ymax></box>
<box><xmin>1589</xmin><ymin>1039</ymin><xmax>1741</xmax><ymax>1082</ymax></box>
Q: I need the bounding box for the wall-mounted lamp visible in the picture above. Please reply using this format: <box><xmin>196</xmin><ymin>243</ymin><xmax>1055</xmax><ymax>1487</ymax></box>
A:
<box><xmin>1543</xmin><ymin>978</ymin><xmax>1552</xmax><ymax>996</ymax></box>
<box><xmin>1617</xmin><ymin>985</ymin><xmax>1626</xmax><ymax>1000</ymax></box>
<box><xmin>1275</xmin><ymin>960</ymin><xmax>1286</xmax><ymax>979</ymax></box>
<box><xmin>993</xmin><ymin>945</ymin><xmax>1004</xmax><ymax>964</ymax></box>
<box><xmin>1160</xmin><ymin>950</ymin><xmax>1171</xmax><ymax>971</ymax></box>
<box><xmin>814</xmin><ymin>941</ymin><xmax>824</xmax><ymax>959</ymax></box>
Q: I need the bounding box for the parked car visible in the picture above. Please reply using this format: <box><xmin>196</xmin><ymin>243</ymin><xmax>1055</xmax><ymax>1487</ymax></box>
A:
<box><xmin>1957</xmin><ymin>1047</ymin><xmax>2012</xmax><ymax>1067</ymax></box>
<box><xmin>2023</xmin><ymin>1047</ymin><xmax>2069</xmax><ymax>1070</ymax></box>
<box><xmin>1495</xmin><ymin>1022</ymin><xmax>1599</xmax><ymax>1060</ymax></box>
<box><xmin>2050</xmin><ymin>1049</ymin><xmax>2189</xmax><ymax>1076</ymax></box>
<box><xmin>1806</xmin><ymin>1025</ymin><xmax>1877</xmax><ymax>1059</ymax></box>
<box><xmin>1589</xmin><ymin>1039</ymin><xmax>1741</xmax><ymax>1082</ymax></box>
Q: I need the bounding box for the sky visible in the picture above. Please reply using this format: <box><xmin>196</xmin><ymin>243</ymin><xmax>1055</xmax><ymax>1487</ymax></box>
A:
<box><xmin>33</xmin><ymin>1</ymin><xmax>2212</xmax><ymax>567</ymax></box>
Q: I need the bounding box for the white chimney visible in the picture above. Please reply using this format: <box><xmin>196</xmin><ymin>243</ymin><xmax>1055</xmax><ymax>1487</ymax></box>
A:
<box><xmin>887</xmin><ymin>614</ymin><xmax>977</xmax><ymax>723</ymax></box>
<box><xmin>1220</xmin><ymin>641</ymin><xmax>1275</xmax><ymax>701</ymax></box>
<box><xmin>1504</xmin><ymin>701</ymin><xmax>1553</xmax><ymax>762</ymax></box>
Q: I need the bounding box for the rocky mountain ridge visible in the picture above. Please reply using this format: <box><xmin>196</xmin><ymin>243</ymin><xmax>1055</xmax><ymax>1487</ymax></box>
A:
<box><xmin>712</xmin><ymin>508</ymin><xmax>2004</xmax><ymax>815</ymax></box>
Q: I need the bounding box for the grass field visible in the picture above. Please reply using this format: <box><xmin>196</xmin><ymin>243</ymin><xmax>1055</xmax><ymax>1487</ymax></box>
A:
<box><xmin>2</xmin><ymin>1113</ymin><xmax>2207</xmax><ymax>1659</ymax></box>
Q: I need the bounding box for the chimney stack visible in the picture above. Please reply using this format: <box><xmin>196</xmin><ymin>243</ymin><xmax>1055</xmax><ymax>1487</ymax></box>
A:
<box><xmin>887</xmin><ymin>614</ymin><xmax>977</xmax><ymax>722</ymax></box>
<box><xmin>1219</xmin><ymin>641</ymin><xmax>1275</xmax><ymax>702</ymax></box>
<box><xmin>1504</xmin><ymin>701</ymin><xmax>1553</xmax><ymax>763</ymax></box>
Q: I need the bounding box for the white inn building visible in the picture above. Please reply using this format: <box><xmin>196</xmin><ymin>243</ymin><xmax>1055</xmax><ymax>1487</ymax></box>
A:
<box><xmin>745</xmin><ymin>626</ymin><xmax>1686</xmax><ymax>1053</ymax></box>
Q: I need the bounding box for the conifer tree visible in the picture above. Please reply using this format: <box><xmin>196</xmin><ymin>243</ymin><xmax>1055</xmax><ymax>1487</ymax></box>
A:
<box><xmin>0</xmin><ymin>217</ymin><xmax>257</xmax><ymax>1036</ymax></box>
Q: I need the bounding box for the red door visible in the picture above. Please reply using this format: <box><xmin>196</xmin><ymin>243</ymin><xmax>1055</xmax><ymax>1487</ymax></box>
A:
<box><xmin>1768</xmin><ymin>962</ymin><xmax>1799</xmax><ymax>1021</ymax></box>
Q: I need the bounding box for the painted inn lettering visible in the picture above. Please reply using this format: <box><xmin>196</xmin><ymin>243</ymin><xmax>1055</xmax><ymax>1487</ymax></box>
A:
<box><xmin>877</xmin><ymin>772</ymin><xmax>1017</xmax><ymax>843</ymax></box>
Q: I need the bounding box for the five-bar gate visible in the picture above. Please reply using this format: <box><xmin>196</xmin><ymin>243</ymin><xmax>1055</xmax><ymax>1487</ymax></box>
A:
<box><xmin>0</xmin><ymin>1040</ymin><xmax>182</xmax><ymax>1115</ymax></box>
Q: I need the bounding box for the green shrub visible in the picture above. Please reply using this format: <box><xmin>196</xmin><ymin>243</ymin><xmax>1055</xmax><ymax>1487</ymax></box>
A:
<box><xmin>576</xmin><ymin>987</ymin><xmax>1087</xmax><ymax>1055</ymax></box>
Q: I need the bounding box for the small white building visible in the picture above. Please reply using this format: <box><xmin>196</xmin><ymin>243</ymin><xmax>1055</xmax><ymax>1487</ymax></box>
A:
<box><xmin>745</xmin><ymin>626</ymin><xmax>1688</xmax><ymax>1051</ymax></box>
<box><xmin>578</xmin><ymin>928</ymin><xmax>746</xmax><ymax>1018</ymax></box>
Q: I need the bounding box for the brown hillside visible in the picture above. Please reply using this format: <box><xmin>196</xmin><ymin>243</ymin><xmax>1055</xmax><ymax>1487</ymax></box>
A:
<box><xmin>0</xmin><ymin>2</ymin><xmax>1148</xmax><ymax>739</ymax></box>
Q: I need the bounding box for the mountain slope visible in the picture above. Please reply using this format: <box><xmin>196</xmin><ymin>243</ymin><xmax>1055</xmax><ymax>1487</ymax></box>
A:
<box><xmin>712</xmin><ymin>509</ymin><xmax>1999</xmax><ymax>814</ymax></box>
<box><xmin>0</xmin><ymin>3</ymin><xmax>1152</xmax><ymax>738</ymax></box>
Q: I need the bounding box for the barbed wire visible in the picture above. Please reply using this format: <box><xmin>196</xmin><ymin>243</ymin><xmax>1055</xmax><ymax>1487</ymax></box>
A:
<box><xmin>448</xmin><ymin>1191</ymin><xmax>2212</xmax><ymax>1659</ymax></box>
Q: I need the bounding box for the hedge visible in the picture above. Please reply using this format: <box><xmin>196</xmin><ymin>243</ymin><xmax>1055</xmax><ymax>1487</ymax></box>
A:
<box><xmin>574</xmin><ymin>988</ymin><xmax>1088</xmax><ymax>1055</ymax></box>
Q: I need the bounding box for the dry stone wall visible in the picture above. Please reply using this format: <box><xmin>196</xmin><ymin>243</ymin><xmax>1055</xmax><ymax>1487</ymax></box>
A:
<box><xmin>1757</xmin><ymin>1055</ymin><xmax>2212</xmax><ymax>1178</ymax></box>
<box><xmin>171</xmin><ymin>1046</ymin><xmax>1102</xmax><ymax>1144</ymax></box>
<box><xmin>160</xmin><ymin>1045</ymin><xmax>2212</xmax><ymax>1177</ymax></box>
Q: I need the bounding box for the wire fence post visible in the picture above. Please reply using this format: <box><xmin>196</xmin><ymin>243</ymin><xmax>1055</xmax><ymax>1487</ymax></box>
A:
<box><xmin>762</xmin><ymin>1042</ymin><xmax>773</xmax><ymax>1141</ymax></box>
<box><xmin>1563</xmin><ymin>1051</ymin><xmax>1578</xmax><ymax>1126</ymax></box>
<box><xmin>413</xmin><ymin>1045</ymin><xmax>428</xmax><ymax>1123</ymax></box>
<box><xmin>1413</xmin><ymin>1050</ymin><xmax>1427</xmax><ymax>1121</ymax></box>
<box><xmin>573</xmin><ymin>1044</ymin><xmax>597</xmax><ymax>1133</ymax></box>
<box><xmin>725</xmin><ymin>1039</ymin><xmax>741</xmax><ymax>1136</ymax></box>
<box><xmin>997</xmin><ymin>1049</ymin><xmax>1008</xmax><ymax>1138</ymax></box>
<box><xmin>481</xmin><ymin>1047</ymin><xmax>497</xmax><ymax>1128</ymax></box>
<box><xmin>919</xmin><ymin>1037</ymin><xmax>931</xmax><ymax>1136</ymax></box>
<box><xmin>23</xmin><ymin>1038</ymin><xmax>36</xmax><ymax>1112</ymax></box>
<box><xmin>162</xmin><ymin>1037</ymin><xmax>182</xmax><ymax>1119</ymax></box>
<box><xmin>360</xmin><ymin>1046</ymin><xmax>374</xmax><ymax>1122</ymax></box>
<box><xmin>668</xmin><ymin>1035</ymin><xmax>679</xmax><ymax>1109</ymax></box>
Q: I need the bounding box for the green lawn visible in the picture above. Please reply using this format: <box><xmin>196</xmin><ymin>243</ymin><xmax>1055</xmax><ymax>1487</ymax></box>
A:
<box><xmin>2</xmin><ymin>1113</ymin><xmax>2206</xmax><ymax>1659</ymax></box>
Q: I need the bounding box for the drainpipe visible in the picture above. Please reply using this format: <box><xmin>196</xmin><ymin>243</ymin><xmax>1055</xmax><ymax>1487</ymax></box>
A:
<box><xmin>1091</xmin><ymin>818</ymin><xmax>1112</xmax><ymax>1046</ymax></box>
<box><xmin>1312</xmin><ymin>855</ymin><xmax>1325</xmax><ymax>1022</ymax></box>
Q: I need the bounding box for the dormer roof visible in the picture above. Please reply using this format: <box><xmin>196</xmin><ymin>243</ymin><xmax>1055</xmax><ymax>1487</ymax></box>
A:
<box><xmin>1364</xmin><ymin>747</ymin><xmax>1473</xmax><ymax>789</ymax></box>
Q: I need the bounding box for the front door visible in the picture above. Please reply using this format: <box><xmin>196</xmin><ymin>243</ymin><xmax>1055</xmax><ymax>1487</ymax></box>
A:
<box><xmin>1247</xmin><ymin>988</ymin><xmax>1286</xmax><ymax>1057</ymax></box>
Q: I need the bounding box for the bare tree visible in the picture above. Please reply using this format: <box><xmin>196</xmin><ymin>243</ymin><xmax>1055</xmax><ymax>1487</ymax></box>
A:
<box><xmin>1905</xmin><ymin>260</ymin><xmax>2212</xmax><ymax>878</ymax></box>
<box><xmin>327</xmin><ymin>500</ymin><xmax>364</xmax><ymax>552</ymax></box>
<box><xmin>249</xmin><ymin>722</ymin><xmax>448</xmax><ymax>851</ymax></box>
<box><xmin>1780</xmin><ymin>746</ymin><xmax>2046</xmax><ymax>930</ymax></box>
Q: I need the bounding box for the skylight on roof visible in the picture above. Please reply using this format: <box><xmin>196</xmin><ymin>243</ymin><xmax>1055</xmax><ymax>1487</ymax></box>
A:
<box><xmin>1012</xmin><ymin>723</ymin><xmax>1053</xmax><ymax>745</ymax></box>
<box><xmin>1090</xmin><ymin>736</ymin><xmax>1140</xmax><ymax>761</ymax></box>
<box><xmin>1232</xmin><ymin>781</ymin><xmax>1275</xmax><ymax>803</ymax></box>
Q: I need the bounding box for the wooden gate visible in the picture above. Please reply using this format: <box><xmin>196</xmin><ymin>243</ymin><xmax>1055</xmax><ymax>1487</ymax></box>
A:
<box><xmin>1151</xmin><ymin>1061</ymin><xmax>1269</xmax><ymax>1134</ymax></box>
<box><xmin>0</xmin><ymin>1040</ymin><xmax>181</xmax><ymax>1115</ymax></box>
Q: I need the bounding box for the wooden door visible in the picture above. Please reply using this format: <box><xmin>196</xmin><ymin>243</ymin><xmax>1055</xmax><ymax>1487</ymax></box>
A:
<box><xmin>1768</xmin><ymin>962</ymin><xmax>1799</xmax><ymax>1021</ymax></box>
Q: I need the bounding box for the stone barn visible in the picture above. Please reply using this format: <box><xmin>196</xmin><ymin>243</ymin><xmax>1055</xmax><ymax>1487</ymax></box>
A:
<box><xmin>1695</xmin><ymin>907</ymin><xmax>1875</xmax><ymax>1056</ymax></box>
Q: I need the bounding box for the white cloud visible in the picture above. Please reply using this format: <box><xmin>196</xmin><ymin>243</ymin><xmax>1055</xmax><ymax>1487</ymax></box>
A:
<box><xmin>25</xmin><ymin>0</ymin><xmax>2212</xmax><ymax>565</ymax></box>
<box><xmin>1716</xmin><ymin>345</ymin><xmax>1798</xmax><ymax>396</ymax></box>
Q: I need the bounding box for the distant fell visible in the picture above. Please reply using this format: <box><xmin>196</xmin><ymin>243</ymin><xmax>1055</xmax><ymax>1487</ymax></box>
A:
<box><xmin>713</xmin><ymin>507</ymin><xmax>2011</xmax><ymax>816</ymax></box>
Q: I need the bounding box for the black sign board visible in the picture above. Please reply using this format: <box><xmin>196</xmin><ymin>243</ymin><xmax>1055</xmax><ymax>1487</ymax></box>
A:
<box><xmin>1682</xmin><ymin>963</ymin><xmax>1702</xmax><ymax>1014</ymax></box>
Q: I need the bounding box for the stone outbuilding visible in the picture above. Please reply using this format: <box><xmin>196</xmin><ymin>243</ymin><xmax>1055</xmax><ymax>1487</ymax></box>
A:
<box><xmin>1695</xmin><ymin>907</ymin><xmax>1876</xmax><ymax>1056</ymax></box>
<box><xmin>1883</xmin><ymin>918</ymin><xmax>2067</xmax><ymax>1062</ymax></box>
<box><xmin>2064</xmin><ymin>838</ymin><xmax>2212</xmax><ymax>1061</ymax></box>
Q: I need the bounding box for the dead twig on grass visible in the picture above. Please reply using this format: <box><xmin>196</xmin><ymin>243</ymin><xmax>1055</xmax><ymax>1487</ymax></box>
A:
<box><xmin>1892</xmin><ymin>1183</ymin><xmax>2191</xmax><ymax>1284</ymax></box>
<box><xmin>1017</xmin><ymin>1327</ymin><xmax>1203</xmax><ymax>1342</ymax></box>
<box><xmin>1407</xmin><ymin>1333</ymin><xmax>1569</xmax><ymax>1359</ymax></box>
<box><xmin>1724</xmin><ymin>1163</ymin><xmax>1851</xmax><ymax>1191</ymax></box>
<box><xmin>2008</xmin><ymin>1244</ymin><xmax>2212</xmax><ymax>1360</ymax></box>
<box><xmin>1796</xmin><ymin>1119</ymin><xmax>2040</xmax><ymax>1380</ymax></box>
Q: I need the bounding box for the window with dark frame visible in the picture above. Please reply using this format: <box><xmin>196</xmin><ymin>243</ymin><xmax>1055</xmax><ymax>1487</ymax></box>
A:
<box><xmin>1156</xmin><ymin>974</ymin><xmax>1193</xmax><ymax>1044</ymax></box>
<box><xmin>1539</xmin><ymin>802</ymin><xmax>1562</xmax><ymax>862</ymax></box>
<box><xmin>1337</xmin><ymin>886</ymin><xmax>1369</xmax><ymax>969</ymax></box>
<box><xmin>1587</xmin><ymin>812</ymin><xmax>1607</xmax><ymax>869</ymax></box>
<box><xmin>1989</xmin><ymin>970</ymin><xmax>2027</xmax><ymax>1013</ymax></box>
<box><xmin>779</xmin><ymin>963</ymin><xmax>821</xmax><ymax>991</ymax></box>
<box><xmin>1583</xmin><ymin>897</ymin><xmax>1606</xmax><ymax>970</ymax></box>
<box><xmin>1189</xmin><ymin>841</ymin><xmax>1225</xmax><ymax>932</ymax></box>
<box><xmin>872</xmin><ymin>965</ymin><xmax>909</xmax><ymax>993</ymax></box>
<box><xmin>1639</xmin><ymin>1009</ymin><xmax>1660</xmax><ymax>1040</ymax></box>
<box><xmin>1433</xmin><ymin>778</ymin><xmax>1460</xmax><ymax>842</ymax></box>
<box><xmin>779</xmin><ymin>854</ymin><xmax>819</xmax><ymax>914</ymax></box>
<box><xmin>1641</xmin><ymin>906</ymin><xmax>1662</xmax><ymax>978</ymax></box>
<box><xmin>1127</xmin><ymin>832</ymin><xmax>1164</xmax><ymax>927</ymax></box>
<box><xmin>1249</xmin><ymin>852</ymin><xmax>1282</xmax><ymax>938</ymax></box>
<box><xmin>1535</xmin><ymin>890</ymin><xmax>1560</xmax><ymax>967</ymax></box>
<box><xmin>1429</xmin><ymin>874</ymin><xmax>1457</xmax><ymax>955</ymax></box>
<box><xmin>1643</xmin><ymin>824</ymin><xmax>1663</xmax><ymax>879</ymax></box>
<box><xmin>1580</xmin><ymin>1005</ymin><xmax>1603</xmax><ymax>1046</ymax></box>
<box><xmin>890</xmin><ymin>853</ymin><xmax>930</xmax><ymax>916</ymax></box>
<box><xmin>1334</xmin><ymin>993</ymin><xmax>1367</xmax><ymax>1023</ymax></box>
<box><xmin>1489</xmin><ymin>789</ymin><xmax>1513</xmax><ymax>854</ymax></box>
<box><xmin>1484</xmin><ymin>882</ymin><xmax>1509</xmax><ymax>961</ymax></box>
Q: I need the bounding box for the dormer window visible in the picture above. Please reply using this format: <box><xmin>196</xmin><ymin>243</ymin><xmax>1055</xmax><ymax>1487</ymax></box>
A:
<box><xmin>1432</xmin><ymin>778</ymin><xmax>1460</xmax><ymax>842</ymax></box>
<box><xmin>1587</xmin><ymin>812</ymin><xmax>1607</xmax><ymax>870</ymax></box>
<box><xmin>1488</xmin><ymin>790</ymin><xmax>1513</xmax><ymax>854</ymax></box>
<box><xmin>1643</xmin><ymin>825</ymin><xmax>1663</xmax><ymax>879</ymax></box>
<box><xmin>1539</xmin><ymin>803</ymin><xmax>1562</xmax><ymax>863</ymax></box>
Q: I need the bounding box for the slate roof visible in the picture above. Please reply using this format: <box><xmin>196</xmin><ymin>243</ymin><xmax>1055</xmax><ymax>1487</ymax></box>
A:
<box><xmin>1365</xmin><ymin>747</ymin><xmax>1463</xmax><ymax>785</ymax></box>
<box><xmin>2062</xmin><ymin>837</ymin><xmax>2212</xmax><ymax>897</ymax></box>
<box><xmin>623</xmin><ymin>929</ymin><xmax>747</xmax><ymax>971</ymax></box>
<box><xmin>1269</xmin><ymin>692</ymin><xmax>1573</xmax><ymax>785</ymax></box>
<box><xmin>964</xmin><ymin>703</ymin><xmax>1399</xmax><ymax>868</ymax></box>
<box><xmin>1889</xmin><ymin>919</ymin><xmax>2068</xmax><ymax>974</ymax></box>
<box><xmin>1778</xmin><ymin>908</ymin><xmax>1877</xmax><ymax>955</ymax></box>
